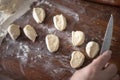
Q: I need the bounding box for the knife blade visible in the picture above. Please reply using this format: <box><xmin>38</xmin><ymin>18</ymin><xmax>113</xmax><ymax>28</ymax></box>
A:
<box><xmin>100</xmin><ymin>14</ymin><xmax>113</xmax><ymax>54</ymax></box>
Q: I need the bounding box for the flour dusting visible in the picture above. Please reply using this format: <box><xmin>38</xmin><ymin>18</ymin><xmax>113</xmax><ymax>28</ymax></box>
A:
<box><xmin>40</xmin><ymin>0</ymin><xmax>79</xmax><ymax>21</ymax></box>
<box><xmin>39</xmin><ymin>0</ymin><xmax>53</xmax><ymax>7</ymax></box>
<box><xmin>17</xmin><ymin>43</ymin><xmax>30</xmax><ymax>64</ymax></box>
<box><xmin>19</xmin><ymin>43</ymin><xmax>30</xmax><ymax>52</ymax></box>
<box><xmin>48</xmin><ymin>27</ymin><xmax>56</xmax><ymax>33</ymax></box>
<box><xmin>53</xmin><ymin>2</ymin><xmax>79</xmax><ymax>21</ymax></box>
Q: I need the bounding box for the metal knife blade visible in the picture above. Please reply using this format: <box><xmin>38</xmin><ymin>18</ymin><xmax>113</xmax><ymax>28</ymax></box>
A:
<box><xmin>100</xmin><ymin>14</ymin><xmax>113</xmax><ymax>54</ymax></box>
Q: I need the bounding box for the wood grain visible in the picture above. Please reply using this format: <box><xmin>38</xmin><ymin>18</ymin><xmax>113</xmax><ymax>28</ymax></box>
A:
<box><xmin>0</xmin><ymin>0</ymin><xmax>120</xmax><ymax>80</ymax></box>
<box><xmin>86</xmin><ymin>0</ymin><xmax>120</xmax><ymax>6</ymax></box>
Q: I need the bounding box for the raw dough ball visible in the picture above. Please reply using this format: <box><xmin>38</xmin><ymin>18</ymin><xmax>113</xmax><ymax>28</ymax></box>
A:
<box><xmin>7</xmin><ymin>24</ymin><xmax>20</xmax><ymax>40</ymax></box>
<box><xmin>0</xmin><ymin>0</ymin><xmax>20</xmax><ymax>13</ymax></box>
<box><xmin>72</xmin><ymin>31</ymin><xmax>85</xmax><ymax>46</ymax></box>
<box><xmin>23</xmin><ymin>25</ymin><xmax>38</xmax><ymax>42</ymax></box>
<box><xmin>53</xmin><ymin>14</ymin><xmax>67</xmax><ymax>31</ymax></box>
<box><xmin>45</xmin><ymin>34</ymin><xmax>59</xmax><ymax>52</ymax></box>
<box><xmin>86</xmin><ymin>41</ymin><xmax>99</xmax><ymax>58</ymax></box>
<box><xmin>70</xmin><ymin>51</ymin><xmax>85</xmax><ymax>68</ymax></box>
<box><xmin>33</xmin><ymin>7</ymin><xmax>45</xmax><ymax>23</ymax></box>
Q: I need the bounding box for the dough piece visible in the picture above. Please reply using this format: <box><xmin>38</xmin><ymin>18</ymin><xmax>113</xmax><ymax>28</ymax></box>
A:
<box><xmin>70</xmin><ymin>51</ymin><xmax>85</xmax><ymax>68</ymax></box>
<box><xmin>45</xmin><ymin>34</ymin><xmax>59</xmax><ymax>52</ymax></box>
<box><xmin>86</xmin><ymin>41</ymin><xmax>99</xmax><ymax>58</ymax></box>
<box><xmin>0</xmin><ymin>0</ymin><xmax>21</xmax><ymax>14</ymax></box>
<box><xmin>53</xmin><ymin>14</ymin><xmax>67</xmax><ymax>31</ymax></box>
<box><xmin>33</xmin><ymin>7</ymin><xmax>45</xmax><ymax>23</ymax></box>
<box><xmin>7</xmin><ymin>24</ymin><xmax>20</xmax><ymax>40</ymax></box>
<box><xmin>23</xmin><ymin>25</ymin><xmax>38</xmax><ymax>42</ymax></box>
<box><xmin>72</xmin><ymin>31</ymin><xmax>85</xmax><ymax>46</ymax></box>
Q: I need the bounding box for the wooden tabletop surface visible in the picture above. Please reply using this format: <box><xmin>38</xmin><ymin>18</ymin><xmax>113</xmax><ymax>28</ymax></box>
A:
<box><xmin>0</xmin><ymin>0</ymin><xmax>120</xmax><ymax>80</ymax></box>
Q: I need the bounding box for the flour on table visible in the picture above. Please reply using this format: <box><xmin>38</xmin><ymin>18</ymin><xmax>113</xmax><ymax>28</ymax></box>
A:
<box><xmin>40</xmin><ymin>0</ymin><xmax>79</xmax><ymax>21</ymax></box>
<box><xmin>39</xmin><ymin>0</ymin><xmax>53</xmax><ymax>7</ymax></box>
<box><xmin>17</xmin><ymin>43</ymin><xmax>30</xmax><ymax>64</ymax></box>
<box><xmin>52</xmin><ymin>2</ymin><xmax>79</xmax><ymax>21</ymax></box>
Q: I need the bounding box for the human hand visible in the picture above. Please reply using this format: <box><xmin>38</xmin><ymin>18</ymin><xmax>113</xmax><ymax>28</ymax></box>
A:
<box><xmin>71</xmin><ymin>50</ymin><xmax>119</xmax><ymax>80</ymax></box>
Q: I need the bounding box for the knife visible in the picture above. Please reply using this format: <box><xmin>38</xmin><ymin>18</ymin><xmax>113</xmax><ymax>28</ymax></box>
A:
<box><xmin>0</xmin><ymin>0</ymin><xmax>36</xmax><ymax>45</ymax></box>
<box><xmin>100</xmin><ymin>14</ymin><xmax>113</xmax><ymax>54</ymax></box>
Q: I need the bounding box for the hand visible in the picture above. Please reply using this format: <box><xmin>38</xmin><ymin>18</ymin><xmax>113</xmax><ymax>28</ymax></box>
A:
<box><xmin>71</xmin><ymin>50</ymin><xmax>119</xmax><ymax>80</ymax></box>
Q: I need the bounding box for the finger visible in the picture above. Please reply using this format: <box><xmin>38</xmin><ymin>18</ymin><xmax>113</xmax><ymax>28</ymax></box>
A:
<box><xmin>112</xmin><ymin>74</ymin><xmax>120</xmax><ymax>80</ymax></box>
<box><xmin>90</xmin><ymin>50</ymin><xmax>112</xmax><ymax>70</ymax></box>
<box><xmin>103</xmin><ymin>64</ymin><xmax>118</xmax><ymax>79</ymax></box>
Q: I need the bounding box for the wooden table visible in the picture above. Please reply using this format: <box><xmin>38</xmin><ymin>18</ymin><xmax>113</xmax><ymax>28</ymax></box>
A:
<box><xmin>0</xmin><ymin>0</ymin><xmax>120</xmax><ymax>80</ymax></box>
<box><xmin>87</xmin><ymin>0</ymin><xmax>120</xmax><ymax>6</ymax></box>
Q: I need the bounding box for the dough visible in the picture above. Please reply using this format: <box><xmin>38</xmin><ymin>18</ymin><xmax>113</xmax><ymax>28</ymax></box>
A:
<box><xmin>72</xmin><ymin>31</ymin><xmax>85</xmax><ymax>46</ymax></box>
<box><xmin>53</xmin><ymin>14</ymin><xmax>67</xmax><ymax>31</ymax></box>
<box><xmin>86</xmin><ymin>41</ymin><xmax>99</xmax><ymax>58</ymax></box>
<box><xmin>33</xmin><ymin>7</ymin><xmax>45</xmax><ymax>23</ymax></box>
<box><xmin>23</xmin><ymin>25</ymin><xmax>38</xmax><ymax>42</ymax></box>
<box><xmin>0</xmin><ymin>0</ymin><xmax>20</xmax><ymax>14</ymax></box>
<box><xmin>7</xmin><ymin>24</ymin><xmax>20</xmax><ymax>40</ymax></box>
<box><xmin>45</xmin><ymin>34</ymin><xmax>59</xmax><ymax>52</ymax></box>
<box><xmin>70</xmin><ymin>51</ymin><xmax>85</xmax><ymax>68</ymax></box>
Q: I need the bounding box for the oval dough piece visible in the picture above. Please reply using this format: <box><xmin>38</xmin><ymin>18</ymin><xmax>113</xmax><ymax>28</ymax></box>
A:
<box><xmin>33</xmin><ymin>7</ymin><xmax>45</xmax><ymax>23</ymax></box>
<box><xmin>53</xmin><ymin>14</ymin><xmax>67</xmax><ymax>31</ymax></box>
<box><xmin>7</xmin><ymin>24</ymin><xmax>20</xmax><ymax>40</ymax></box>
<box><xmin>23</xmin><ymin>25</ymin><xmax>38</xmax><ymax>42</ymax></box>
<box><xmin>45</xmin><ymin>34</ymin><xmax>59</xmax><ymax>52</ymax></box>
<box><xmin>72</xmin><ymin>31</ymin><xmax>85</xmax><ymax>46</ymax></box>
<box><xmin>70</xmin><ymin>51</ymin><xmax>85</xmax><ymax>68</ymax></box>
<box><xmin>86</xmin><ymin>41</ymin><xmax>99</xmax><ymax>58</ymax></box>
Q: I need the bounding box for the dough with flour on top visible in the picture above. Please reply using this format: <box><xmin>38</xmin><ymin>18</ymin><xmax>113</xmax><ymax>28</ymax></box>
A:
<box><xmin>86</xmin><ymin>41</ymin><xmax>99</xmax><ymax>58</ymax></box>
<box><xmin>33</xmin><ymin>7</ymin><xmax>45</xmax><ymax>23</ymax></box>
<box><xmin>7</xmin><ymin>24</ymin><xmax>20</xmax><ymax>40</ymax></box>
<box><xmin>23</xmin><ymin>25</ymin><xmax>38</xmax><ymax>42</ymax></box>
<box><xmin>72</xmin><ymin>31</ymin><xmax>85</xmax><ymax>46</ymax></box>
<box><xmin>45</xmin><ymin>34</ymin><xmax>59</xmax><ymax>52</ymax></box>
<box><xmin>53</xmin><ymin>14</ymin><xmax>67</xmax><ymax>31</ymax></box>
<box><xmin>70</xmin><ymin>51</ymin><xmax>85</xmax><ymax>68</ymax></box>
